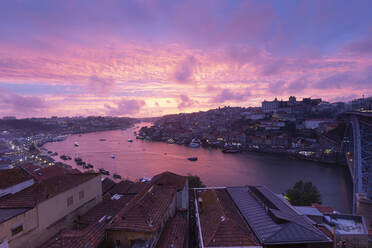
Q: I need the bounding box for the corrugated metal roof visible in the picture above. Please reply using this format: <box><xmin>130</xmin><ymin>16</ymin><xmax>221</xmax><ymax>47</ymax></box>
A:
<box><xmin>0</xmin><ymin>208</ymin><xmax>29</xmax><ymax>223</ymax></box>
<box><xmin>227</xmin><ymin>186</ymin><xmax>331</xmax><ymax>245</ymax></box>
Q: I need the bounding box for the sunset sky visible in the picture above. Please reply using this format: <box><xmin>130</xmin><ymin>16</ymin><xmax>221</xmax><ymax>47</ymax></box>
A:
<box><xmin>1</xmin><ymin>0</ymin><xmax>372</xmax><ymax>118</ymax></box>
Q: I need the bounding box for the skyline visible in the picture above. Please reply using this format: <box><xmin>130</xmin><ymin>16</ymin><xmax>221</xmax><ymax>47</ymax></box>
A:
<box><xmin>1</xmin><ymin>0</ymin><xmax>372</xmax><ymax>118</ymax></box>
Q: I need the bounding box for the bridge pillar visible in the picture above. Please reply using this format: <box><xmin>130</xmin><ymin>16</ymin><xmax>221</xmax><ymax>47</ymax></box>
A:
<box><xmin>356</xmin><ymin>193</ymin><xmax>372</xmax><ymax>230</ymax></box>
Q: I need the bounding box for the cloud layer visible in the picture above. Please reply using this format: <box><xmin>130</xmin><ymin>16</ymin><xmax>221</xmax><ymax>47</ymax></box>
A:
<box><xmin>0</xmin><ymin>0</ymin><xmax>371</xmax><ymax>117</ymax></box>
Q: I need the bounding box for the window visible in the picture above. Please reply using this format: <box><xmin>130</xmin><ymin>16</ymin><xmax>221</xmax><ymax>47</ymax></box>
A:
<box><xmin>67</xmin><ymin>196</ymin><xmax>73</xmax><ymax>206</ymax></box>
<box><xmin>11</xmin><ymin>224</ymin><xmax>23</xmax><ymax>236</ymax></box>
<box><xmin>79</xmin><ymin>190</ymin><xmax>84</xmax><ymax>200</ymax></box>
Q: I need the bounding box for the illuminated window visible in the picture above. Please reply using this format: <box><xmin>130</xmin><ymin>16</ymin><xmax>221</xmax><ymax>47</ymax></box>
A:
<box><xmin>11</xmin><ymin>224</ymin><xmax>23</xmax><ymax>236</ymax></box>
<box><xmin>79</xmin><ymin>191</ymin><xmax>84</xmax><ymax>200</ymax></box>
<box><xmin>67</xmin><ymin>196</ymin><xmax>73</xmax><ymax>206</ymax></box>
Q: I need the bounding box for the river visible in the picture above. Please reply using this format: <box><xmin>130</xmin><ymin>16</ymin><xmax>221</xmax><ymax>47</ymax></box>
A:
<box><xmin>43</xmin><ymin>123</ymin><xmax>352</xmax><ymax>213</ymax></box>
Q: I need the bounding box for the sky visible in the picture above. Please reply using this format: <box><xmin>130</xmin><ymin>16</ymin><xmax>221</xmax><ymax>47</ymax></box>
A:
<box><xmin>0</xmin><ymin>0</ymin><xmax>372</xmax><ymax>118</ymax></box>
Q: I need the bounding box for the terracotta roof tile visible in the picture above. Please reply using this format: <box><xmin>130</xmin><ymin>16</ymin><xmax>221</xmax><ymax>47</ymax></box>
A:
<box><xmin>317</xmin><ymin>225</ymin><xmax>334</xmax><ymax>240</ymax></box>
<box><xmin>151</xmin><ymin>171</ymin><xmax>187</xmax><ymax>191</ymax></box>
<box><xmin>108</xmin><ymin>184</ymin><xmax>176</xmax><ymax>232</ymax></box>
<box><xmin>0</xmin><ymin>173</ymin><xmax>99</xmax><ymax>209</ymax></box>
<box><xmin>20</xmin><ymin>164</ymin><xmax>80</xmax><ymax>182</ymax></box>
<box><xmin>156</xmin><ymin>213</ymin><xmax>186</xmax><ymax>248</ymax></box>
<box><xmin>197</xmin><ymin>189</ymin><xmax>259</xmax><ymax>247</ymax></box>
<box><xmin>40</xmin><ymin>221</ymin><xmax>106</xmax><ymax>248</ymax></box>
<box><xmin>101</xmin><ymin>178</ymin><xmax>116</xmax><ymax>195</ymax></box>
<box><xmin>311</xmin><ymin>203</ymin><xmax>335</xmax><ymax>214</ymax></box>
<box><xmin>0</xmin><ymin>167</ymin><xmax>32</xmax><ymax>189</ymax></box>
<box><xmin>79</xmin><ymin>194</ymin><xmax>133</xmax><ymax>225</ymax></box>
<box><xmin>109</xmin><ymin>180</ymin><xmax>147</xmax><ymax>196</ymax></box>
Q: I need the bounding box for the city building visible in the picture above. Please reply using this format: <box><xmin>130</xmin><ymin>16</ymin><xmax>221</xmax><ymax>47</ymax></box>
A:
<box><xmin>0</xmin><ymin>167</ymin><xmax>34</xmax><ymax>198</ymax></box>
<box><xmin>41</xmin><ymin>171</ymin><xmax>188</xmax><ymax>248</ymax></box>
<box><xmin>195</xmin><ymin>186</ymin><xmax>333</xmax><ymax>248</ymax></box>
<box><xmin>106</xmin><ymin>172</ymin><xmax>188</xmax><ymax>247</ymax></box>
<box><xmin>0</xmin><ymin>171</ymin><xmax>102</xmax><ymax>248</ymax></box>
<box><xmin>296</xmin><ymin>205</ymin><xmax>369</xmax><ymax>248</ymax></box>
<box><xmin>352</xmin><ymin>97</ymin><xmax>372</xmax><ymax>111</ymax></box>
<box><xmin>262</xmin><ymin>98</ymin><xmax>280</xmax><ymax>113</ymax></box>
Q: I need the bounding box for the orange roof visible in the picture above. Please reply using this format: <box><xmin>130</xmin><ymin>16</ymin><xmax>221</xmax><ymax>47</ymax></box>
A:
<box><xmin>0</xmin><ymin>173</ymin><xmax>99</xmax><ymax>209</ymax></box>
<box><xmin>317</xmin><ymin>225</ymin><xmax>334</xmax><ymax>240</ymax></box>
<box><xmin>108</xmin><ymin>184</ymin><xmax>176</xmax><ymax>232</ymax></box>
<box><xmin>109</xmin><ymin>180</ymin><xmax>147</xmax><ymax>195</ymax></box>
<box><xmin>311</xmin><ymin>203</ymin><xmax>334</xmax><ymax>214</ymax></box>
<box><xmin>21</xmin><ymin>164</ymin><xmax>80</xmax><ymax>181</ymax></box>
<box><xmin>197</xmin><ymin>189</ymin><xmax>259</xmax><ymax>247</ymax></box>
<box><xmin>151</xmin><ymin>171</ymin><xmax>187</xmax><ymax>191</ymax></box>
<box><xmin>0</xmin><ymin>167</ymin><xmax>32</xmax><ymax>189</ymax></box>
<box><xmin>156</xmin><ymin>213</ymin><xmax>186</xmax><ymax>248</ymax></box>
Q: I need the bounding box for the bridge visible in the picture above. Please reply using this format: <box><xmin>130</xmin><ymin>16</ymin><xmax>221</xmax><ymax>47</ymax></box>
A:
<box><xmin>342</xmin><ymin>111</ymin><xmax>372</xmax><ymax>227</ymax></box>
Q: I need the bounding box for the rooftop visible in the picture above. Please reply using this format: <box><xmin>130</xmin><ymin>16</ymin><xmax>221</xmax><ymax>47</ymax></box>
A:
<box><xmin>324</xmin><ymin>214</ymin><xmax>368</xmax><ymax>235</ymax></box>
<box><xmin>79</xmin><ymin>193</ymin><xmax>134</xmax><ymax>226</ymax></box>
<box><xmin>20</xmin><ymin>164</ymin><xmax>80</xmax><ymax>181</ymax></box>
<box><xmin>108</xmin><ymin>184</ymin><xmax>176</xmax><ymax>232</ymax></box>
<box><xmin>108</xmin><ymin>180</ymin><xmax>147</xmax><ymax>196</ymax></box>
<box><xmin>0</xmin><ymin>173</ymin><xmax>99</xmax><ymax>209</ymax></box>
<box><xmin>0</xmin><ymin>208</ymin><xmax>30</xmax><ymax>223</ymax></box>
<box><xmin>101</xmin><ymin>177</ymin><xmax>116</xmax><ymax>195</ymax></box>
<box><xmin>311</xmin><ymin>203</ymin><xmax>335</xmax><ymax>214</ymax></box>
<box><xmin>40</xmin><ymin>221</ymin><xmax>106</xmax><ymax>248</ymax></box>
<box><xmin>0</xmin><ymin>167</ymin><xmax>32</xmax><ymax>189</ymax></box>
<box><xmin>226</xmin><ymin>186</ymin><xmax>331</xmax><ymax>245</ymax></box>
<box><xmin>155</xmin><ymin>213</ymin><xmax>186</xmax><ymax>248</ymax></box>
<box><xmin>151</xmin><ymin>171</ymin><xmax>187</xmax><ymax>191</ymax></box>
<box><xmin>196</xmin><ymin>188</ymin><xmax>259</xmax><ymax>247</ymax></box>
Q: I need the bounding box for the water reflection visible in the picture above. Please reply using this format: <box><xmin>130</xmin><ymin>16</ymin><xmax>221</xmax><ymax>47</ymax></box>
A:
<box><xmin>44</xmin><ymin>123</ymin><xmax>352</xmax><ymax>213</ymax></box>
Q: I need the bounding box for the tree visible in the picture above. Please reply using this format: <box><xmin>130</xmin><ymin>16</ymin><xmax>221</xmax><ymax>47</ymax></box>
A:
<box><xmin>284</xmin><ymin>180</ymin><xmax>322</xmax><ymax>206</ymax></box>
<box><xmin>188</xmin><ymin>174</ymin><xmax>206</xmax><ymax>188</ymax></box>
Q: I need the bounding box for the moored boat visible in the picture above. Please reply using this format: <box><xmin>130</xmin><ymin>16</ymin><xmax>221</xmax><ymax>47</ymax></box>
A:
<box><xmin>188</xmin><ymin>157</ymin><xmax>198</xmax><ymax>161</ymax></box>
<box><xmin>113</xmin><ymin>173</ymin><xmax>121</xmax><ymax>179</ymax></box>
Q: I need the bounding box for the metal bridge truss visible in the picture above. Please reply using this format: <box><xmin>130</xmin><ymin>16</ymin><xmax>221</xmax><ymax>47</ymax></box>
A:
<box><xmin>344</xmin><ymin>116</ymin><xmax>372</xmax><ymax>212</ymax></box>
<box><xmin>359</xmin><ymin>118</ymin><xmax>372</xmax><ymax>198</ymax></box>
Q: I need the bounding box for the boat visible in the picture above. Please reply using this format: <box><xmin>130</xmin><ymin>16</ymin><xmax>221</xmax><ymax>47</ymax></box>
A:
<box><xmin>99</xmin><ymin>168</ymin><xmax>109</xmax><ymax>175</ymax></box>
<box><xmin>166</xmin><ymin>138</ymin><xmax>175</xmax><ymax>144</ymax></box>
<box><xmin>222</xmin><ymin>149</ymin><xmax>241</xmax><ymax>153</ymax></box>
<box><xmin>111</xmin><ymin>154</ymin><xmax>115</xmax><ymax>159</ymax></box>
<box><xmin>99</xmin><ymin>138</ymin><xmax>106</xmax><ymax>141</ymax></box>
<box><xmin>77</xmin><ymin>161</ymin><xmax>85</xmax><ymax>166</ymax></box>
<box><xmin>87</xmin><ymin>163</ymin><xmax>94</xmax><ymax>168</ymax></box>
<box><xmin>74</xmin><ymin>142</ymin><xmax>79</xmax><ymax>147</ymax></box>
<box><xmin>136</xmin><ymin>135</ymin><xmax>144</xmax><ymax>140</ymax></box>
<box><xmin>140</xmin><ymin>177</ymin><xmax>151</xmax><ymax>182</ymax></box>
<box><xmin>128</xmin><ymin>139</ymin><xmax>133</xmax><ymax>142</ymax></box>
<box><xmin>83</xmin><ymin>164</ymin><xmax>89</xmax><ymax>169</ymax></box>
<box><xmin>60</xmin><ymin>155</ymin><xmax>68</xmax><ymax>160</ymax></box>
<box><xmin>113</xmin><ymin>173</ymin><xmax>121</xmax><ymax>179</ymax></box>
<box><xmin>189</xmin><ymin>139</ymin><xmax>201</xmax><ymax>148</ymax></box>
<box><xmin>187</xmin><ymin>157</ymin><xmax>198</xmax><ymax>161</ymax></box>
<box><xmin>74</xmin><ymin>157</ymin><xmax>82</xmax><ymax>162</ymax></box>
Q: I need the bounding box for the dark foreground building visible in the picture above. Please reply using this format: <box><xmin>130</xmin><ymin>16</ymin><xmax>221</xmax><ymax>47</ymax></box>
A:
<box><xmin>195</xmin><ymin>186</ymin><xmax>333</xmax><ymax>248</ymax></box>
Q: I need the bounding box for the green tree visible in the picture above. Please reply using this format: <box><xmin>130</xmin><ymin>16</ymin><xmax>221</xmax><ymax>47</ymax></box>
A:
<box><xmin>284</xmin><ymin>180</ymin><xmax>322</xmax><ymax>206</ymax></box>
<box><xmin>188</xmin><ymin>174</ymin><xmax>206</xmax><ymax>188</ymax></box>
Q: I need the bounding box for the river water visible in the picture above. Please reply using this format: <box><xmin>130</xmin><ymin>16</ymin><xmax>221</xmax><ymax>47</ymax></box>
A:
<box><xmin>44</xmin><ymin>123</ymin><xmax>352</xmax><ymax>213</ymax></box>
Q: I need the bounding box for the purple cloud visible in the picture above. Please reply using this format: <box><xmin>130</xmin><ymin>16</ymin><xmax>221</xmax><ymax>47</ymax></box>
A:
<box><xmin>0</xmin><ymin>88</ymin><xmax>48</xmax><ymax>115</ymax></box>
<box><xmin>173</xmin><ymin>56</ymin><xmax>197</xmax><ymax>84</ymax></box>
<box><xmin>178</xmin><ymin>94</ymin><xmax>197</xmax><ymax>110</ymax></box>
<box><xmin>345</xmin><ymin>39</ymin><xmax>372</xmax><ymax>55</ymax></box>
<box><xmin>211</xmin><ymin>88</ymin><xmax>251</xmax><ymax>103</ymax></box>
<box><xmin>104</xmin><ymin>99</ymin><xmax>146</xmax><ymax>116</ymax></box>
<box><xmin>87</xmin><ymin>75</ymin><xmax>116</xmax><ymax>95</ymax></box>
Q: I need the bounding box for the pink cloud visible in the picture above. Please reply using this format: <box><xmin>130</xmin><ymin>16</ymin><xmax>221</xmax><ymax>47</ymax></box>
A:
<box><xmin>104</xmin><ymin>99</ymin><xmax>146</xmax><ymax>116</ymax></box>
